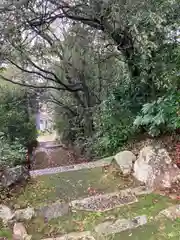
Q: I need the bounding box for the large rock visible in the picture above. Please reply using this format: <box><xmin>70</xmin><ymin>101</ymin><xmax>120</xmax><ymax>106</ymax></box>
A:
<box><xmin>114</xmin><ymin>151</ymin><xmax>136</xmax><ymax>175</ymax></box>
<box><xmin>0</xmin><ymin>165</ymin><xmax>29</xmax><ymax>188</ymax></box>
<box><xmin>156</xmin><ymin>205</ymin><xmax>180</xmax><ymax>221</ymax></box>
<box><xmin>14</xmin><ymin>207</ymin><xmax>35</xmax><ymax>221</ymax></box>
<box><xmin>0</xmin><ymin>205</ymin><xmax>14</xmax><ymax>224</ymax></box>
<box><xmin>37</xmin><ymin>202</ymin><xmax>69</xmax><ymax>220</ymax></box>
<box><xmin>13</xmin><ymin>223</ymin><xmax>31</xmax><ymax>240</ymax></box>
<box><xmin>133</xmin><ymin>145</ymin><xmax>179</xmax><ymax>189</ymax></box>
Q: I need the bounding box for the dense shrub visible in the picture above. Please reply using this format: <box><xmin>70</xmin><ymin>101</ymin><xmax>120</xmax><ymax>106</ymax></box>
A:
<box><xmin>93</xmin><ymin>95</ymin><xmax>136</xmax><ymax>157</ymax></box>
<box><xmin>0</xmin><ymin>83</ymin><xmax>37</xmax><ymax>146</ymax></box>
<box><xmin>134</xmin><ymin>92</ymin><xmax>180</xmax><ymax>136</ymax></box>
<box><xmin>0</xmin><ymin>83</ymin><xmax>37</xmax><ymax>167</ymax></box>
<box><xmin>0</xmin><ymin>134</ymin><xmax>26</xmax><ymax>167</ymax></box>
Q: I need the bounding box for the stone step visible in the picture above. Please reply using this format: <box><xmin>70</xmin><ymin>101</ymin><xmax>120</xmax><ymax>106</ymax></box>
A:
<box><xmin>30</xmin><ymin>159</ymin><xmax>111</xmax><ymax>177</ymax></box>
<box><xmin>41</xmin><ymin>231</ymin><xmax>95</xmax><ymax>240</ymax></box>
<box><xmin>39</xmin><ymin>141</ymin><xmax>62</xmax><ymax>149</ymax></box>
<box><xmin>37</xmin><ymin>202</ymin><xmax>69</xmax><ymax>221</ymax></box>
<box><xmin>35</xmin><ymin>187</ymin><xmax>152</xmax><ymax>221</ymax></box>
<box><xmin>41</xmin><ymin>215</ymin><xmax>147</xmax><ymax>239</ymax></box>
<box><xmin>70</xmin><ymin>187</ymin><xmax>152</xmax><ymax>212</ymax></box>
<box><xmin>95</xmin><ymin>215</ymin><xmax>147</xmax><ymax>236</ymax></box>
<box><xmin>70</xmin><ymin>189</ymin><xmax>138</xmax><ymax>212</ymax></box>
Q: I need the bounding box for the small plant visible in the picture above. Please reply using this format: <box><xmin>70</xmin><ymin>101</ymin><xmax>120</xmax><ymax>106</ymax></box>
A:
<box><xmin>0</xmin><ymin>134</ymin><xmax>26</xmax><ymax>167</ymax></box>
<box><xmin>134</xmin><ymin>92</ymin><xmax>180</xmax><ymax>137</ymax></box>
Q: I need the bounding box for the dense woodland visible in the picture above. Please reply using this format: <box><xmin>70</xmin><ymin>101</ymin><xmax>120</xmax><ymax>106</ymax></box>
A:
<box><xmin>0</xmin><ymin>0</ymin><xmax>180</xmax><ymax>161</ymax></box>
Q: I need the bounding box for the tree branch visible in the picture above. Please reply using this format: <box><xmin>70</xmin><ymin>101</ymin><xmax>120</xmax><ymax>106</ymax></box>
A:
<box><xmin>49</xmin><ymin>95</ymin><xmax>77</xmax><ymax>116</ymax></box>
<box><xmin>28</xmin><ymin>1</ymin><xmax>104</xmax><ymax>31</ymax></box>
<box><xmin>6</xmin><ymin>58</ymin><xmax>58</xmax><ymax>84</ymax></box>
<box><xmin>0</xmin><ymin>74</ymin><xmax>64</xmax><ymax>90</ymax></box>
<box><xmin>9</xmin><ymin>44</ymin><xmax>83</xmax><ymax>92</ymax></box>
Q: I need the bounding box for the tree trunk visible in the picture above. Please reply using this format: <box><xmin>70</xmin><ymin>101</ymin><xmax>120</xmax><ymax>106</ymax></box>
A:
<box><xmin>83</xmin><ymin>109</ymin><xmax>94</xmax><ymax>137</ymax></box>
<box><xmin>111</xmin><ymin>29</ymin><xmax>140</xmax><ymax>79</ymax></box>
<box><xmin>110</xmin><ymin>29</ymin><xmax>158</xmax><ymax>101</ymax></box>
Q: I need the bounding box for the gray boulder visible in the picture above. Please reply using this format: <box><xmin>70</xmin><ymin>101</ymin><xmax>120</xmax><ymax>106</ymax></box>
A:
<box><xmin>114</xmin><ymin>151</ymin><xmax>136</xmax><ymax>175</ymax></box>
<box><xmin>156</xmin><ymin>205</ymin><xmax>180</xmax><ymax>221</ymax></box>
<box><xmin>14</xmin><ymin>207</ymin><xmax>35</xmax><ymax>221</ymax></box>
<box><xmin>133</xmin><ymin>145</ymin><xmax>179</xmax><ymax>189</ymax></box>
<box><xmin>13</xmin><ymin>222</ymin><xmax>32</xmax><ymax>240</ymax></box>
<box><xmin>94</xmin><ymin>215</ymin><xmax>147</xmax><ymax>236</ymax></box>
<box><xmin>0</xmin><ymin>204</ymin><xmax>14</xmax><ymax>224</ymax></box>
<box><xmin>0</xmin><ymin>165</ymin><xmax>29</xmax><ymax>188</ymax></box>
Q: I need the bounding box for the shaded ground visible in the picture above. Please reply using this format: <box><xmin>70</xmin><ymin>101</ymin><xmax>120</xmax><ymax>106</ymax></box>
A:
<box><xmin>32</xmin><ymin>146</ymin><xmax>87</xmax><ymax>170</ymax></box>
<box><xmin>6</xmin><ymin>165</ymin><xmax>138</xmax><ymax>207</ymax></box>
<box><xmin>1</xmin><ymin>134</ymin><xmax>180</xmax><ymax>239</ymax></box>
<box><xmin>32</xmin><ymin>132</ymin><xmax>88</xmax><ymax>170</ymax></box>
<box><xmin>1</xmin><ymin>164</ymin><xmax>180</xmax><ymax>239</ymax></box>
<box><xmin>32</xmin><ymin>141</ymin><xmax>89</xmax><ymax>170</ymax></box>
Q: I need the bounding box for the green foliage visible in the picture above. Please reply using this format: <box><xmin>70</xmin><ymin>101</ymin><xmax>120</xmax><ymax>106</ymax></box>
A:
<box><xmin>93</xmin><ymin>95</ymin><xmax>136</xmax><ymax>157</ymax></box>
<box><xmin>0</xmin><ymin>83</ymin><xmax>37</xmax><ymax>146</ymax></box>
<box><xmin>0</xmin><ymin>82</ymin><xmax>37</xmax><ymax>166</ymax></box>
<box><xmin>0</xmin><ymin>134</ymin><xmax>26</xmax><ymax>167</ymax></box>
<box><xmin>134</xmin><ymin>92</ymin><xmax>180</xmax><ymax>136</ymax></box>
<box><xmin>1</xmin><ymin>0</ymin><xmax>180</xmax><ymax>159</ymax></box>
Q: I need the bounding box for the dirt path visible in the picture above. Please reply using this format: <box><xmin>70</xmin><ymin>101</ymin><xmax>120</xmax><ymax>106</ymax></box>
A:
<box><xmin>33</xmin><ymin>145</ymin><xmax>88</xmax><ymax>170</ymax></box>
<box><xmin>37</xmin><ymin>132</ymin><xmax>58</xmax><ymax>142</ymax></box>
<box><xmin>32</xmin><ymin>134</ymin><xmax>88</xmax><ymax>170</ymax></box>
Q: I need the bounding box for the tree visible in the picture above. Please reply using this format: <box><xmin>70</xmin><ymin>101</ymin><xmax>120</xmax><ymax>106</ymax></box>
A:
<box><xmin>0</xmin><ymin>0</ymin><xmax>180</xmax><ymax>156</ymax></box>
<box><xmin>1</xmin><ymin>0</ymin><xmax>179</xmax><ymax>89</ymax></box>
<box><xmin>52</xmin><ymin>24</ymin><xmax>122</xmax><ymax>142</ymax></box>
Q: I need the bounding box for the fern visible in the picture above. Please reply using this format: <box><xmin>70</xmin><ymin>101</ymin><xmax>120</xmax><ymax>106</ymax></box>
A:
<box><xmin>133</xmin><ymin>116</ymin><xmax>143</xmax><ymax>126</ymax></box>
<box><xmin>133</xmin><ymin>92</ymin><xmax>179</xmax><ymax>137</ymax></box>
<box><xmin>142</xmin><ymin>102</ymin><xmax>155</xmax><ymax>115</ymax></box>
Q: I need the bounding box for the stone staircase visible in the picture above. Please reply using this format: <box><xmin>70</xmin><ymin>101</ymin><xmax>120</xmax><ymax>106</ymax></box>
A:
<box><xmin>30</xmin><ymin>159</ymin><xmax>111</xmax><ymax>177</ymax></box>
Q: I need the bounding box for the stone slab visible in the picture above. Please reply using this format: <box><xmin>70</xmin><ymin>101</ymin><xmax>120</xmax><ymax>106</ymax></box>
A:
<box><xmin>30</xmin><ymin>159</ymin><xmax>110</xmax><ymax>177</ymax></box>
<box><xmin>95</xmin><ymin>215</ymin><xmax>147</xmax><ymax>235</ymax></box>
<box><xmin>156</xmin><ymin>205</ymin><xmax>180</xmax><ymax>221</ymax></box>
<box><xmin>37</xmin><ymin>202</ymin><xmax>69</xmax><ymax>220</ymax></box>
<box><xmin>71</xmin><ymin>189</ymin><xmax>138</xmax><ymax>212</ymax></box>
<box><xmin>41</xmin><ymin>231</ymin><xmax>95</xmax><ymax>240</ymax></box>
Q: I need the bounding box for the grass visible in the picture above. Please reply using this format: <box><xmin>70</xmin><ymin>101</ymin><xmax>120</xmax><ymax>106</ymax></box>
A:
<box><xmin>2</xmin><ymin>164</ymin><xmax>180</xmax><ymax>240</ymax></box>
<box><xmin>0</xmin><ymin>221</ymin><xmax>12</xmax><ymax>239</ymax></box>
<box><xmin>9</xmin><ymin>165</ymin><xmax>137</xmax><ymax>207</ymax></box>
<box><xmin>24</xmin><ymin>193</ymin><xmax>176</xmax><ymax>240</ymax></box>
<box><xmin>105</xmin><ymin>218</ymin><xmax>180</xmax><ymax>240</ymax></box>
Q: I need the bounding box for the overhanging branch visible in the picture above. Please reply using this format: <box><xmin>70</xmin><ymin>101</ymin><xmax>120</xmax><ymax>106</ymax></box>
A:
<box><xmin>0</xmin><ymin>74</ymin><xmax>64</xmax><ymax>90</ymax></box>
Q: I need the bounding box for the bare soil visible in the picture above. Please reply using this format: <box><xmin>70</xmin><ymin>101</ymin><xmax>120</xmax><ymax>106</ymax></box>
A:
<box><xmin>32</xmin><ymin>144</ymin><xmax>88</xmax><ymax>170</ymax></box>
<box><xmin>123</xmin><ymin>133</ymin><xmax>180</xmax><ymax>163</ymax></box>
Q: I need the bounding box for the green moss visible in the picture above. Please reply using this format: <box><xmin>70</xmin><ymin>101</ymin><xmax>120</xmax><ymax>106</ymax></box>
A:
<box><xmin>4</xmin><ymin>165</ymin><xmax>179</xmax><ymax>240</ymax></box>
<box><xmin>12</xmin><ymin>167</ymin><xmax>135</xmax><ymax>207</ymax></box>
<box><xmin>0</xmin><ymin>222</ymin><xmax>12</xmax><ymax>240</ymax></box>
<box><xmin>104</xmin><ymin>218</ymin><xmax>180</xmax><ymax>240</ymax></box>
<box><xmin>25</xmin><ymin>193</ymin><xmax>174</xmax><ymax>240</ymax></box>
